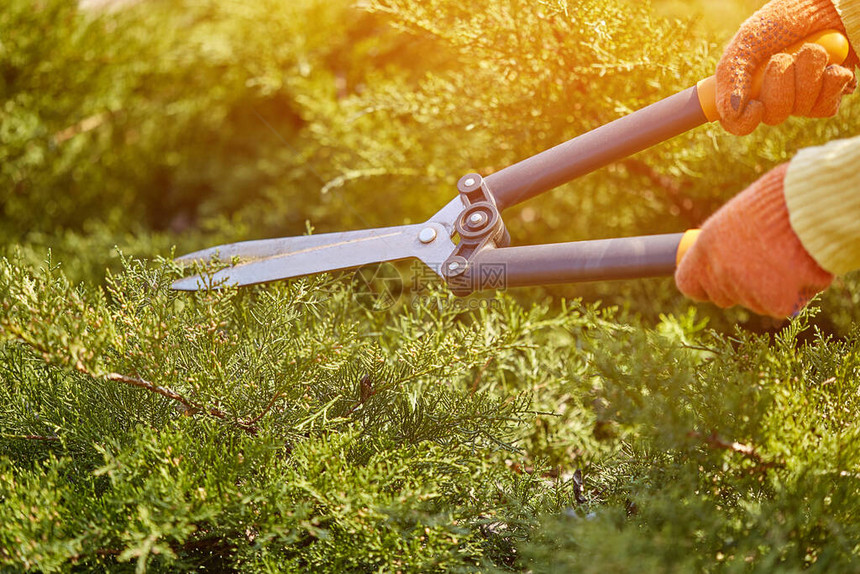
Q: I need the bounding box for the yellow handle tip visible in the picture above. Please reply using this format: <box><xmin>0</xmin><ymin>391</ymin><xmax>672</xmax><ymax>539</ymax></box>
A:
<box><xmin>676</xmin><ymin>229</ymin><xmax>702</xmax><ymax>267</ymax></box>
<box><xmin>812</xmin><ymin>30</ymin><xmax>851</xmax><ymax>66</ymax></box>
<box><xmin>698</xmin><ymin>30</ymin><xmax>850</xmax><ymax>123</ymax></box>
<box><xmin>697</xmin><ymin>77</ymin><xmax>719</xmax><ymax>123</ymax></box>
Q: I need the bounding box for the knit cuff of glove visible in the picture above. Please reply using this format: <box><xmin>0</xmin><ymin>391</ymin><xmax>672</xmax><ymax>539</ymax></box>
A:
<box><xmin>785</xmin><ymin>134</ymin><xmax>860</xmax><ymax>275</ymax></box>
<box><xmin>677</xmin><ymin>163</ymin><xmax>832</xmax><ymax>318</ymax></box>
<box><xmin>832</xmin><ymin>0</ymin><xmax>860</xmax><ymax>55</ymax></box>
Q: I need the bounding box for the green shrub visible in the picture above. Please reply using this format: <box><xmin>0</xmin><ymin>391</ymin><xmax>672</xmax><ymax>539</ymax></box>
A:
<box><xmin>4</xmin><ymin>0</ymin><xmax>860</xmax><ymax>571</ymax></box>
<box><xmin>3</xmin><ymin>254</ymin><xmax>860</xmax><ymax>571</ymax></box>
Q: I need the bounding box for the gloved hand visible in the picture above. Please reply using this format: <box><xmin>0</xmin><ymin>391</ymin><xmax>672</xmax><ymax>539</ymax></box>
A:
<box><xmin>718</xmin><ymin>0</ymin><xmax>858</xmax><ymax>135</ymax></box>
<box><xmin>675</xmin><ymin>164</ymin><xmax>834</xmax><ymax>318</ymax></box>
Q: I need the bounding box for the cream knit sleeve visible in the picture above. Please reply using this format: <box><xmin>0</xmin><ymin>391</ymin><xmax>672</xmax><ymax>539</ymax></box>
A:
<box><xmin>832</xmin><ymin>0</ymin><xmax>860</xmax><ymax>48</ymax></box>
<box><xmin>785</xmin><ymin>136</ymin><xmax>860</xmax><ymax>275</ymax></box>
<box><xmin>781</xmin><ymin>0</ymin><xmax>860</xmax><ymax>276</ymax></box>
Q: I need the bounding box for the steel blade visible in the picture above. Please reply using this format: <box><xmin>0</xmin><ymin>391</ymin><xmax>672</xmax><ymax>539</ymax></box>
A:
<box><xmin>172</xmin><ymin>222</ymin><xmax>456</xmax><ymax>291</ymax></box>
<box><xmin>174</xmin><ymin>232</ymin><xmax>371</xmax><ymax>265</ymax></box>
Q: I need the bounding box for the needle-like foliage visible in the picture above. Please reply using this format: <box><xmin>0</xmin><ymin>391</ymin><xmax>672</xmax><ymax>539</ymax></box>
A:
<box><xmin>4</xmin><ymin>250</ymin><xmax>860</xmax><ymax>571</ymax></box>
<box><xmin>5</xmin><ymin>0</ymin><xmax>860</xmax><ymax>571</ymax></box>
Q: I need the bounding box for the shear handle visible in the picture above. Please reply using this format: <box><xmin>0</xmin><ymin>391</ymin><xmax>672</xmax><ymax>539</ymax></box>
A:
<box><xmin>485</xmin><ymin>87</ymin><xmax>706</xmax><ymax>211</ymax></box>
<box><xmin>450</xmin><ymin>233</ymin><xmax>690</xmax><ymax>295</ymax></box>
<box><xmin>484</xmin><ymin>30</ymin><xmax>849</xmax><ymax>212</ymax></box>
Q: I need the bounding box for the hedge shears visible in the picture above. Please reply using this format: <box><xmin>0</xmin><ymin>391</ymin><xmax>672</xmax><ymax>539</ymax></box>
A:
<box><xmin>173</xmin><ymin>31</ymin><xmax>849</xmax><ymax>295</ymax></box>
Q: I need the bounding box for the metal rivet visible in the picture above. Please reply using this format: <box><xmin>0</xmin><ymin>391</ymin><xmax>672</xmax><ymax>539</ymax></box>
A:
<box><xmin>469</xmin><ymin>213</ymin><xmax>485</xmax><ymax>225</ymax></box>
<box><xmin>464</xmin><ymin>178</ymin><xmax>476</xmax><ymax>187</ymax></box>
<box><xmin>445</xmin><ymin>257</ymin><xmax>468</xmax><ymax>277</ymax></box>
<box><xmin>418</xmin><ymin>227</ymin><xmax>437</xmax><ymax>244</ymax></box>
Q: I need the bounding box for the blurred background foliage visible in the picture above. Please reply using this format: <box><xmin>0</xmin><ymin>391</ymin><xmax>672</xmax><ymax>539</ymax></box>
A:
<box><xmin>6</xmin><ymin>0</ymin><xmax>860</xmax><ymax>570</ymax></box>
<box><xmin>4</xmin><ymin>0</ymin><xmax>859</xmax><ymax>332</ymax></box>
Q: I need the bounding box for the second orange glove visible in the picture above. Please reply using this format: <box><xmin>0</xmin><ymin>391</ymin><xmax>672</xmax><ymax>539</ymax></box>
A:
<box><xmin>717</xmin><ymin>0</ymin><xmax>857</xmax><ymax>135</ymax></box>
<box><xmin>675</xmin><ymin>164</ymin><xmax>834</xmax><ymax>318</ymax></box>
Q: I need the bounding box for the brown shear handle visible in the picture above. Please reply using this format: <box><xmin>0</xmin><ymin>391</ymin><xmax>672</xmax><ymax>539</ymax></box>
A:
<box><xmin>696</xmin><ymin>30</ymin><xmax>850</xmax><ymax>122</ymax></box>
<box><xmin>459</xmin><ymin>31</ymin><xmax>848</xmax><ymax>293</ymax></box>
<box><xmin>454</xmin><ymin>231</ymin><xmax>700</xmax><ymax>293</ymax></box>
<box><xmin>483</xmin><ymin>30</ymin><xmax>849</xmax><ymax>212</ymax></box>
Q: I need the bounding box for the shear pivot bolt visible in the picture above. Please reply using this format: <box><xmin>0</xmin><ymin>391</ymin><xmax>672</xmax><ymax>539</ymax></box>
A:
<box><xmin>418</xmin><ymin>227</ymin><xmax>437</xmax><ymax>244</ymax></box>
<box><xmin>445</xmin><ymin>257</ymin><xmax>468</xmax><ymax>277</ymax></box>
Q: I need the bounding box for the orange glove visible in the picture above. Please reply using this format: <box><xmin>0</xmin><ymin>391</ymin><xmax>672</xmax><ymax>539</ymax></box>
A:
<box><xmin>675</xmin><ymin>164</ymin><xmax>834</xmax><ymax>318</ymax></box>
<box><xmin>718</xmin><ymin>0</ymin><xmax>858</xmax><ymax>135</ymax></box>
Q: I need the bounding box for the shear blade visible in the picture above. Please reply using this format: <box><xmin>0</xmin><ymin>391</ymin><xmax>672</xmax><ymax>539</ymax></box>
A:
<box><xmin>172</xmin><ymin>222</ymin><xmax>456</xmax><ymax>291</ymax></box>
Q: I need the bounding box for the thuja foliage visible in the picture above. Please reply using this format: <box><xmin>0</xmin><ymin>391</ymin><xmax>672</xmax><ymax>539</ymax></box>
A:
<box><xmin>521</xmin><ymin>312</ymin><xmax>860</xmax><ymax>573</ymax></box>
<box><xmin>6</xmin><ymin>0</ymin><xmax>860</xmax><ymax>571</ymax></box>
<box><xmin>0</xmin><ymin>254</ymin><xmax>559</xmax><ymax>570</ymax></box>
<box><xmin>6</xmin><ymin>255</ymin><xmax>860</xmax><ymax>571</ymax></box>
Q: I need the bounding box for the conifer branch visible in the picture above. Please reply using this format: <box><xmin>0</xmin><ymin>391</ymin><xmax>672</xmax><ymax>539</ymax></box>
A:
<box><xmin>2</xmin><ymin>322</ymin><xmax>262</xmax><ymax>435</ymax></box>
<box><xmin>389</xmin><ymin>366</ymin><xmax>444</xmax><ymax>389</ymax></box>
<box><xmin>471</xmin><ymin>357</ymin><xmax>495</xmax><ymax>396</ymax></box>
<box><xmin>622</xmin><ymin>159</ymin><xmax>707</xmax><ymax>225</ymax></box>
<box><xmin>1</xmin><ymin>322</ymin><xmax>49</xmax><ymax>356</ymax></box>
<box><xmin>104</xmin><ymin>373</ymin><xmax>197</xmax><ymax>411</ymax></box>
<box><xmin>242</xmin><ymin>391</ymin><xmax>282</xmax><ymax>427</ymax></box>
<box><xmin>347</xmin><ymin>375</ymin><xmax>376</xmax><ymax>416</ymax></box>
<box><xmin>52</xmin><ymin>111</ymin><xmax>111</xmax><ymax>145</ymax></box>
<box><xmin>103</xmin><ymin>373</ymin><xmax>259</xmax><ymax>435</ymax></box>
<box><xmin>1</xmin><ymin>433</ymin><xmax>60</xmax><ymax>442</ymax></box>
<box><xmin>347</xmin><ymin>366</ymin><xmax>444</xmax><ymax>416</ymax></box>
<box><xmin>689</xmin><ymin>431</ymin><xmax>784</xmax><ymax>470</ymax></box>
